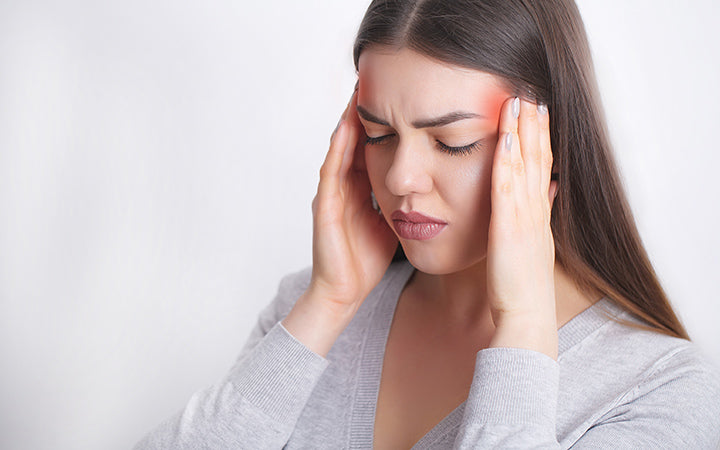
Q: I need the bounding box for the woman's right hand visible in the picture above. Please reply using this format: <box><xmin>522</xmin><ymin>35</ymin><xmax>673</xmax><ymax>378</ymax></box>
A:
<box><xmin>308</xmin><ymin>87</ymin><xmax>399</xmax><ymax>313</ymax></box>
<box><xmin>282</xmin><ymin>87</ymin><xmax>398</xmax><ymax>356</ymax></box>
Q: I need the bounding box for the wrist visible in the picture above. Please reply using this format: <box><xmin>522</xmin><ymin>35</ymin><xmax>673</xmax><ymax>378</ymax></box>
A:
<box><xmin>281</xmin><ymin>289</ymin><xmax>358</xmax><ymax>358</ymax></box>
<box><xmin>489</xmin><ymin>312</ymin><xmax>558</xmax><ymax>360</ymax></box>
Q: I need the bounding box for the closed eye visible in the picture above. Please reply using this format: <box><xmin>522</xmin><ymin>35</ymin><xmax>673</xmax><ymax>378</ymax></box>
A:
<box><xmin>365</xmin><ymin>134</ymin><xmax>484</xmax><ymax>156</ymax></box>
<box><xmin>435</xmin><ymin>139</ymin><xmax>484</xmax><ymax>156</ymax></box>
<box><xmin>365</xmin><ymin>134</ymin><xmax>394</xmax><ymax>146</ymax></box>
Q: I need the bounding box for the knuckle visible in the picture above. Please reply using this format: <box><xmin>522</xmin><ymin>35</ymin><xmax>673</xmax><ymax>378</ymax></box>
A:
<box><xmin>544</xmin><ymin>147</ymin><xmax>554</xmax><ymax>161</ymax></box>
<box><xmin>511</xmin><ymin>160</ymin><xmax>525</xmax><ymax>176</ymax></box>
<box><xmin>495</xmin><ymin>181</ymin><xmax>512</xmax><ymax>194</ymax></box>
<box><xmin>531</xmin><ymin>147</ymin><xmax>543</xmax><ymax>164</ymax></box>
<box><xmin>525</xmin><ymin>106</ymin><xmax>538</xmax><ymax>120</ymax></box>
<box><xmin>542</xmin><ymin>153</ymin><xmax>553</xmax><ymax>170</ymax></box>
<box><xmin>499</xmin><ymin>154</ymin><xmax>512</xmax><ymax>168</ymax></box>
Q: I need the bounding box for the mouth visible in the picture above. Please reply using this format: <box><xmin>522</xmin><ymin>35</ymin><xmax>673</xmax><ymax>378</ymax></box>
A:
<box><xmin>390</xmin><ymin>210</ymin><xmax>447</xmax><ymax>241</ymax></box>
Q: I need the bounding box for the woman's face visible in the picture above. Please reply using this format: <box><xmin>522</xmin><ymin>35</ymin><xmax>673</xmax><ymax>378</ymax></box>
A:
<box><xmin>357</xmin><ymin>47</ymin><xmax>511</xmax><ymax>275</ymax></box>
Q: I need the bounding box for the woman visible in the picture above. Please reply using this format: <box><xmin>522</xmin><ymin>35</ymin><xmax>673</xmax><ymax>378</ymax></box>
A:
<box><xmin>136</xmin><ymin>0</ymin><xmax>720</xmax><ymax>448</ymax></box>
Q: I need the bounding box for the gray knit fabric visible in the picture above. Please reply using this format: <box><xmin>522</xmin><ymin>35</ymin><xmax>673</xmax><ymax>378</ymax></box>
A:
<box><xmin>135</xmin><ymin>261</ymin><xmax>720</xmax><ymax>449</ymax></box>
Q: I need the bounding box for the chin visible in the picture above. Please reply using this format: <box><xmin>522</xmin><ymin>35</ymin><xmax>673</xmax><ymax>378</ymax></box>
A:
<box><xmin>399</xmin><ymin>240</ymin><xmax>485</xmax><ymax>275</ymax></box>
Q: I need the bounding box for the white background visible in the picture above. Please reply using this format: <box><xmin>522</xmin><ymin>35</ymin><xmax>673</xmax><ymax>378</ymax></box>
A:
<box><xmin>0</xmin><ymin>1</ymin><xmax>718</xmax><ymax>449</ymax></box>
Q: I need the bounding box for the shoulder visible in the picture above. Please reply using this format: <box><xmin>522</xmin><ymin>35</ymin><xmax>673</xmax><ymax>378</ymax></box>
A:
<box><xmin>590</xmin><ymin>304</ymin><xmax>719</xmax><ymax>386</ymax></box>
<box><xmin>603</xmin><ymin>319</ymin><xmax>720</xmax><ymax>412</ymax></box>
<box><xmin>560</xmin><ymin>302</ymin><xmax>720</xmax><ymax>444</ymax></box>
<box><xmin>601</xmin><ymin>328</ymin><xmax>720</xmax><ymax>445</ymax></box>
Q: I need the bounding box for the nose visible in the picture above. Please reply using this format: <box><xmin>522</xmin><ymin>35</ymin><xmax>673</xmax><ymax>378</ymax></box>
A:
<box><xmin>384</xmin><ymin>138</ymin><xmax>433</xmax><ymax>197</ymax></box>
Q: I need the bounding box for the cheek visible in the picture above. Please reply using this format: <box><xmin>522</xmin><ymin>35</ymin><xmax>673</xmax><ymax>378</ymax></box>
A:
<box><xmin>364</xmin><ymin>147</ymin><xmax>389</xmax><ymax>194</ymax></box>
<box><xmin>442</xmin><ymin>151</ymin><xmax>495</xmax><ymax>212</ymax></box>
<box><xmin>450</xmin><ymin>153</ymin><xmax>496</xmax><ymax>263</ymax></box>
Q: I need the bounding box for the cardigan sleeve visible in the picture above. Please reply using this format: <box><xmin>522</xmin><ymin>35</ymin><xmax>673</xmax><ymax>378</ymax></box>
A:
<box><xmin>453</xmin><ymin>346</ymin><xmax>720</xmax><ymax>449</ymax></box>
<box><xmin>133</xmin><ymin>268</ymin><xmax>328</xmax><ymax>450</ymax></box>
<box><xmin>453</xmin><ymin>348</ymin><xmax>560</xmax><ymax>449</ymax></box>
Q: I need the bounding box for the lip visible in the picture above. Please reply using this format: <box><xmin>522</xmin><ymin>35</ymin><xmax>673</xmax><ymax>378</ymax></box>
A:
<box><xmin>390</xmin><ymin>210</ymin><xmax>447</xmax><ymax>241</ymax></box>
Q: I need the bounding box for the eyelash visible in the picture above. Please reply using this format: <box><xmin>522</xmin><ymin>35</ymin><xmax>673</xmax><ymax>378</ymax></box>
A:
<box><xmin>364</xmin><ymin>134</ymin><xmax>483</xmax><ymax>156</ymax></box>
<box><xmin>436</xmin><ymin>140</ymin><xmax>483</xmax><ymax>156</ymax></box>
<box><xmin>365</xmin><ymin>135</ymin><xmax>392</xmax><ymax>146</ymax></box>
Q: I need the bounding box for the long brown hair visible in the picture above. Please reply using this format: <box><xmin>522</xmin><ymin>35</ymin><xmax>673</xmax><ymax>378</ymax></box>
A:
<box><xmin>353</xmin><ymin>0</ymin><xmax>689</xmax><ymax>339</ymax></box>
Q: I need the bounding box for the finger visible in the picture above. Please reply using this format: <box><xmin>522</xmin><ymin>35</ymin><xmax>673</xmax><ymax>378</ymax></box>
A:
<box><xmin>490</xmin><ymin>132</ymin><xmax>513</xmax><ymax>226</ymax></box>
<box><xmin>537</xmin><ymin>103</ymin><xmax>554</xmax><ymax>211</ymax></box>
<box><xmin>498</xmin><ymin>96</ymin><xmax>519</xmax><ymax>136</ymax></box>
<box><xmin>324</xmin><ymin>84</ymin><xmax>360</xmax><ymax>185</ymax></box>
<box><xmin>341</xmin><ymin>82</ymin><xmax>358</xmax><ymax>120</ymax></box>
<box><xmin>317</xmin><ymin>119</ymin><xmax>349</xmax><ymax>200</ymax></box>
<box><xmin>497</xmin><ymin>97</ymin><xmax>529</xmax><ymax>215</ymax></box>
<box><xmin>330</xmin><ymin>117</ymin><xmax>342</xmax><ymax>144</ymax></box>
<box><xmin>339</xmin><ymin>90</ymin><xmax>360</xmax><ymax>177</ymax></box>
<box><xmin>352</xmin><ymin>134</ymin><xmax>367</xmax><ymax>171</ymax></box>
<box><xmin>518</xmin><ymin>99</ymin><xmax>541</xmax><ymax>195</ymax></box>
<box><xmin>347</xmin><ymin>89</ymin><xmax>368</xmax><ymax>171</ymax></box>
<box><xmin>507</xmin><ymin>114</ymin><xmax>530</xmax><ymax>217</ymax></box>
<box><xmin>491</xmin><ymin>97</ymin><xmax>521</xmax><ymax>225</ymax></box>
<box><xmin>330</xmin><ymin>83</ymin><xmax>359</xmax><ymax>143</ymax></box>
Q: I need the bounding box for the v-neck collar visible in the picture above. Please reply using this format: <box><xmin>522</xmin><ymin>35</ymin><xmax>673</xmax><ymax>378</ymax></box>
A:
<box><xmin>348</xmin><ymin>261</ymin><xmax>622</xmax><ymax>449</ymax></box>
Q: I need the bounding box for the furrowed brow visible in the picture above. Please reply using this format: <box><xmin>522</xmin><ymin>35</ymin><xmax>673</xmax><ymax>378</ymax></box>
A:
<box><xmin>356</xmin><ymin>105</ymin><xmax>390</xmax><ymax>126</ymax></box>
<box><xmin>412</xmin><ymin>111</ymin><xmax>484</xmax><ymax>128</ymax></box>
<box><xmin>356</xmin><ymin>105</ymin><xmax>484</xmax><ymax>129</ymax></box>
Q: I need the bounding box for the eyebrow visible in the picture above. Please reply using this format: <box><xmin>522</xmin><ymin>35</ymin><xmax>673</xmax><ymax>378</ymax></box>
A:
<box><xmin>356</xmin><ymin>105</ymin><xmax>486</xmax><ymax>129</ymax></box>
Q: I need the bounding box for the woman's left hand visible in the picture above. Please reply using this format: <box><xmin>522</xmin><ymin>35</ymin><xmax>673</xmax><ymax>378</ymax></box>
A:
<box><xmin>486</xmin><ymin>97</ymin><xmax>560</xmax><ymax>360</ymax></box>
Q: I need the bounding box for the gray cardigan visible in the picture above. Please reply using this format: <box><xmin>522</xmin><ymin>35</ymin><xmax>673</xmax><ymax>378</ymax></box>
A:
<box><xmin>135</xmin><ymin>261</ymin><xmax>720</xmax><ymax>449</ymax></box>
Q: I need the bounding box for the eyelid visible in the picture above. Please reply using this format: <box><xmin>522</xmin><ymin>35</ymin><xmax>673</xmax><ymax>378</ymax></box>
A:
<box><xmin>365</xmin><ymin>134</ymin><xmax>395</xmax><ymax>145</ymax></box>
<box><xmin>365</xmin><ymin>134</ymin><xmax>485</xmax><ymax>155</ymax></box>
<box><xmin>436</xmin><ymin>139</ymin><xmax>484</xmax><ymax>156</ymax></box>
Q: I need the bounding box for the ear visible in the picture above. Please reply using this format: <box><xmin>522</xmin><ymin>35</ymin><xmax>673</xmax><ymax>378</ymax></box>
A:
<box><xmin>548</xmin><ymin>180</ymin><xmax>559</xmax><ymax>210</ymax></box>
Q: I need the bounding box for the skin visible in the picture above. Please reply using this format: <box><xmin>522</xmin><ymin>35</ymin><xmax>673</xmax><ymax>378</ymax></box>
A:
<box><xmin>282</xmin><ymin>46</ymin><xmax>600</xmax><ymax>448</ymax></box>
<box><xmin>359</xmin><ymin>51</ymin><xmax>505</xmax><ymax>278</ymax></box>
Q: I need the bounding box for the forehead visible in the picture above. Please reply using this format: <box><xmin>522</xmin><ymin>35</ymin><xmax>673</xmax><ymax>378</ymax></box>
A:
<box><xmin>357</xmin><ymin>47</ymin><xmax>509</xmax><ymax>115</ymax></box>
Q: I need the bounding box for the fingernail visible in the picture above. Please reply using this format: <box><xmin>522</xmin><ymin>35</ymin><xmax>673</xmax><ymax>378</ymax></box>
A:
<box><xmin>332</xmin><ymin>119</ymin><xmax>344</xmax><ymax>138</ymax></box>
<box><xmin>538</xmin><ymin>103</ymin><xmax>548</xmax><ymax>115</ymax></box>
<box><xmin>504</xmin><ymin>132</ymin><xmax>513</xmax><ymax>151</ymax></box>
<box><xmin>512</xmin><ymin>97</ymin><xmax>520</xmax><ymax>119</ymax></box>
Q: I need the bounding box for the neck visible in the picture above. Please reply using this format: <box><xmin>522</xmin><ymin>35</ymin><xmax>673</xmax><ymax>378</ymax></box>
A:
<box><xmin>405</xmin><ymin>259</ymin><xmax>600</xmax><ymax>330</ymax></box>
<box><xmin>408</xmin><ymin>258</ymin><xmax>490</xmax><ymax>327</ymax></box>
